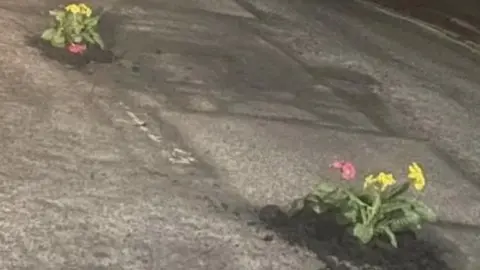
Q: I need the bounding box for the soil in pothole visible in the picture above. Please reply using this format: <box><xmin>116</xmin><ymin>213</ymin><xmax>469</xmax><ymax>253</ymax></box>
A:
<box><xmin>257</xmin><ymin>205</ymin><xmax>462</xmax><ymax>270</ymax></box>
<box><xmin>26</xmin><ymin>36</ymin><xmax>118</xmax><ymax>69</ymax></box>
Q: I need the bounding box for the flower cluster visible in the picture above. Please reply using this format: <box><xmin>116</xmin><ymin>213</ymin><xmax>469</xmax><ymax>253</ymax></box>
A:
<box><xmin>331</xmin><ymin>161</ymin><xmax>426</xmax><ymax>192</ymax></box>
<box><xmin>291</xmin><ymin>160</ymin><xmax>435</xmax><ymax>247</ymax></box>
<box><xmin>41</xmin><ymin>3</ymin><xmax>104</xmax><ymax>55</ymax></box>
<box><xmin>330</xmin><ymin>161</ymin><xmax>356</xmax><ymax>180</ymax></box>
<box><xmin>65</xmin><ymin>3</ymin><xmax>92</xmax><ymax>17</ymax></box>
<box><xmin>364</xmin><ymin>172</ymin><xmax>396</xmax><ymax>191</ymax></box>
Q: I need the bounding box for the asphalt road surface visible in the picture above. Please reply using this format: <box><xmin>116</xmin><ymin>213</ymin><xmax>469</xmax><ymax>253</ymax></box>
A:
<box><xmin>1</xmin><ymin>0</ymin><xmax>480</xmax><ymax>269</ymax></box>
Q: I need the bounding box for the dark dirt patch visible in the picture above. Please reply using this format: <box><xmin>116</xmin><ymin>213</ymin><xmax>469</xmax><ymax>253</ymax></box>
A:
<box><xmin>26</xmin><ymin>36</ymin><xmax>119</xmax><ymax>69</ymax></box>
<box><xmin>257</xmin><ymin>205</ymin><xmax>462</xmax><ymax>270</ymax></box>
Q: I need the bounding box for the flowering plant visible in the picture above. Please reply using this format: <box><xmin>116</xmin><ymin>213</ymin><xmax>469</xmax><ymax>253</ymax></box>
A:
<box><xmin>41</xmin><ymin>3</ymin><xmax>104</xmax><ymax>54</ymax></box>
<box><xmin>289</xmin><ymin>161</ymin><xmax>436</xmax><ymax>247</ymax></box>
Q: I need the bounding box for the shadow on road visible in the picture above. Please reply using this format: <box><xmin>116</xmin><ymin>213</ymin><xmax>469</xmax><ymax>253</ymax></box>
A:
<box><xmin>257</xmin><ymin>204</ymin><xmax>466</xmax><ymax>270</ymax></box>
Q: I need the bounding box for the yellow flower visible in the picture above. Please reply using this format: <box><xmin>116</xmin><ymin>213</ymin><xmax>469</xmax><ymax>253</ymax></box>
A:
<box><xmin>377</xmin><ymin>172</ymin><xmax>396</xmax><ymax>190</ymax></box>
<box><xmin>408</xmin><ymin>162</ymin><xmax>425</xmax><ymax>191</ymax></box>
<box><xmin>65</xmin><ymin>4</ymin><xmax>81</xmax><ymax>14</ymax></box>
<box><xmin>363</xmin><ymin>172</ymin><xmax>396</xmax><ymax>191</ymax></box>
<box><xmin>78</xmin><ymin>3</ymin><xmax>92</xmax><ymax>17</ymax></box>
<box><xmin>363</xmin><ymin>174</ymin><xmax>376</xmax><ymax>190</ymax></box>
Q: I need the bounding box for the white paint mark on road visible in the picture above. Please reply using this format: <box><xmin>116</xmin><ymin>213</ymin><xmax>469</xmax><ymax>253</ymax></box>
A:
<box><xmin>120</xmin><ymin>109</ymin><xmax>197</xmax><ymax>165</ymax></box>
<box><xmin>168</xmin><ymin>148</ymin><xmax>196</xmax><ymax>164</ymax></box>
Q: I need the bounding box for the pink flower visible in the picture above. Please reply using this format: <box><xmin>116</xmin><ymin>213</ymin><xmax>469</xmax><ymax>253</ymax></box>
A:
<box><xmin>331</xmin><ymin>161</ymin><xmax>344</xmax><ymax>169</ymax></box>
<box><xmin>341</xmin><ymin>162</ymin><xmax>356</xmax><ymax>180</ymax></box>
<box><xmin>330</xmin><ymin>161</ymin><xmax>356</xmax><ymax>180</ymax></box>
<box><xmin>67</xmin><ymin>43</ymin><xmax>87</xmax><ymax>54</ymax></box>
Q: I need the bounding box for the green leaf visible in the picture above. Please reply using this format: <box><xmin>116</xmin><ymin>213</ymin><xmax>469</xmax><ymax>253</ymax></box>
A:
<box><xmin>84</xmin><ymin>16</ymin><xmax>100</xmax><ymax>27</ymax></box>
<box><xmin>376</xmin><ymin>209</ymin><xmax>403</xmax><ymax>228</ymax></box>
<box><xmin>383</xmin><ymin>182</ymin><xmax>410</xmax><ymax>200</ymax></box>
<box><xmin>69</xmin><ymin>15</ymin><xmax>84</xmax><ymax>35</ymax></box>
<box><xmin>287</xmin><ymin>198</ymin><xmax>305</xmax><ymax>217</ymax></box>
<box><xmin>41</xmin><ymin>28</ymin><xmax>56</xmax><ymax>41</ymax></box>
<box><xmin>304</xmin><ymin>193</ymin><xmax>320</xmax><ymax>203</ymax></box>
<box><xmin>389</xmin><ymin>198</ymin><xmax>436</xmax><ymax>223</ymax></box>
<box><xmin>380</xmin><ymin>226</ymin><xmax>398</xmax><ymax>248</ymax></box>
<box><xmin>358</xmin><ymin>192</ymin><xmax>376</xmax><ymax>205</ymax></box>
<box><xmin>72</xmin><ymin>34</ymin><xmax>83</xmax><ymax>43</ymax></box>
<box><xmin>353</xmin><ymin>224</ymin><xmax>374</xmax><ymax>244</ymax></box>
<box><xmin>305</xmin><ymin>196</ymin><xmax>333</xmax><ymax>214</ymax></box>
<box><xmin>389</xmin><ymin>211</ymin><xmax>422</xmax><ymax>232</ymax></box>
<box><xmin>311</xmin><ymin>184</ymin><xmax>346</xmax><ymax>206</ymax></box>
<box><xmin>344</xmin><ymin>189</ymin><xmax>369</xmax><ymax>207</ymax></box>
<box><xmin>51</xmin><ymin>32</ymin><xmax>66</xmax><ymax>48</ymax></box>
<box><xmin>360</xmin><ymin>207</ymin><xmax>367</xmax><ymax>223</ymax></box>
<box><xmin>408</xmin><ymin>200</ymin><xmax>437</xmax><ymax>222</ymax></box>
<box><xmin>63</xmin><ymin>12</ymin><xmax>75</xmax><ymax>29</ymax></box>
<box><xmin>379</xmin><ymin>200</ymin><xmax>409</xmax><ymax>215</ymax></box>
<box><xmin>341</xmin><ymin>199</ymin><xmax>359</xmax><ymax>215</ymax></box>
<box><xmin>368</xmin><ymin>192</ymin><xmax>382</xmax><ymax>223</ymax></box>
<box><xmin>74</xmin><ymin>23</ymin><xmax>83</xmax><ymax>35</ymax></box>
<box><xmin>338</xmin><ymin>208</ymin><xmax>358</xmax><ymax>224</ymax></box>
<box><xmin>65</xmin><ymin>11</ymin><xmax>74</xmax><ymax>21</ymax></box>
<box><xmin>55</xmin><ymin>10</ymin><xmax>66</xmax><ymax>22</ymax></box>
<box><xmin>314</xmin><ymin>183</ymin><xmax>337</xmax><ymax>194</ymax></box>
<box><xmin>91</xmin><ymin>32</ymin><xmax>105</xmax><ymax>49</ymax></box>
<box><xmin>322</xmin><ymin>194</ymin><xmax>346</xmax><ymax>206</ymax></box>
<box><xmin>309</xmin><ymin>201</ymin><xmax>329</xmax><ymax>214</ymax></box>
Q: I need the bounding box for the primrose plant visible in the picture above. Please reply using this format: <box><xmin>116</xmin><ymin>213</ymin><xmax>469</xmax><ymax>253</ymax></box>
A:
<box><xmin>289</xmin><ymin>161</ymin><xmax>436</xmax><ymax>247</ymax></box>
<box><xmin>41</xmin><ymin>3</ymin><xmax>104</xmax><ymax>54</ymax></box>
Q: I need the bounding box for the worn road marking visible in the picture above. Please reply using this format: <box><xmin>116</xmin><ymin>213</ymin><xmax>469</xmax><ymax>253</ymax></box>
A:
<box><xmin>122</xmin><ymin>109</ymin><xmax>196</xmax><ymax>164</ymax></box>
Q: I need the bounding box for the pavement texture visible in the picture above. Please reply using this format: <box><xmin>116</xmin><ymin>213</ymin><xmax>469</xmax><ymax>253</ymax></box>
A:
<box><xmin>1</xmin><ymin>0</ymin><xmax>480</xmax><ymax>269</ymax></box>
<box><xmin>361</xmin><ymin>0</ymin><xmax>480</xmax><ymax>52</ymax></box>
